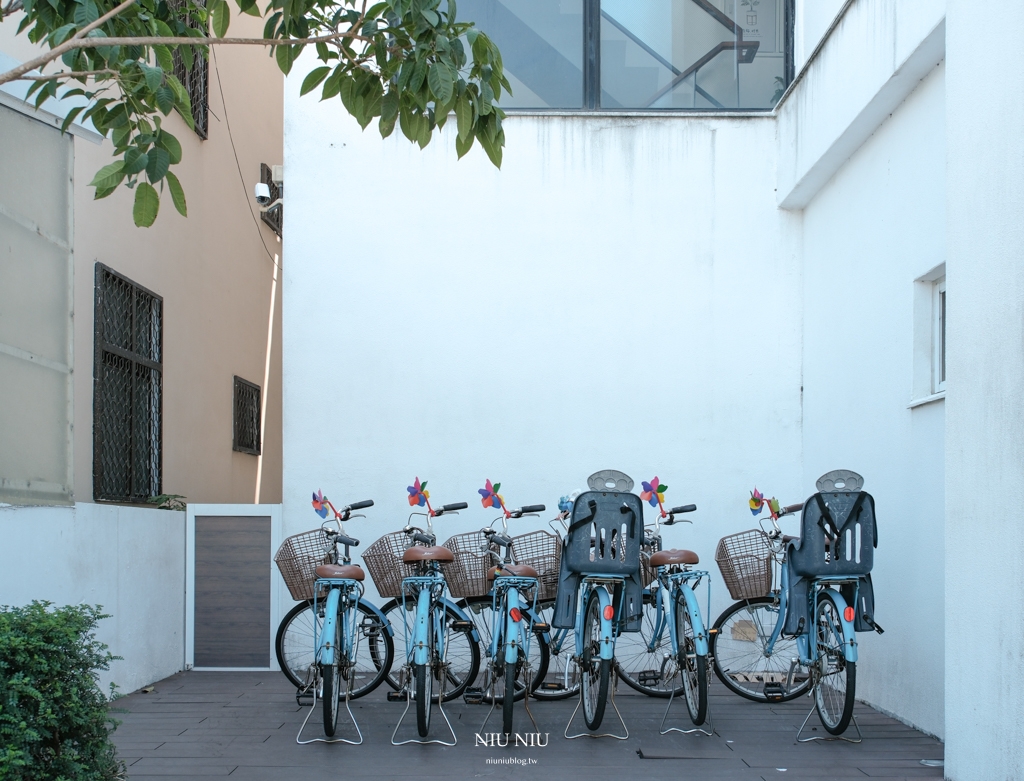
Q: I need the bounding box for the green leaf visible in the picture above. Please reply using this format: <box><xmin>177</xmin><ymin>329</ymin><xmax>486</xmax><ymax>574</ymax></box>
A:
<box><xmin>156</xmin><ymin>131</ymin><xmax>182</xmax><ymax>164</ymax></box>
<box><xmin>123</xmin><ymin>148</ymin><xmax>148</xmax><ymax>175</ymax></box>
<box><xmin>146</xmin><ymin>147</ymin><xmax>170</xmax><ymax>182</ymax></box>
<box><xmin>60</xmin><ymin>105</ymin><xmax>84</xmax><ymax>134</ymax></box>
<box><xmin>165</xmin><ymin>171</ymin><xmax>187</xmax><ymax>217</ymax></box>
<box><xmin>300</xmin><ymin>66</ymin><xmax>331</xmax><ymax>97</ymax></box>
<box><xmin>73</xmin><ymin>0</ymin><xmax>98</xmax><ymax>28</ymax></box>
<box><xmin>88</xmin><ymin>160</ymin><xmax>125</xmax><ymax>190</ymax></box>
<box><xmin>455</xmin><ymin>94</ymin><xmax>472</xmax><ymax>141</ymax></box>
<box><xmin>381</xmin><ymin>89</ymin><xmax>399</xmax><ymax>123</ymax></box>
<box><xmin>379</xmin><ymin>113</ymin><xmax>397</xmax><ymax>138</ymax></box>
<box><xmin>321</xmin><ymin>67</ymin><xmax>343</xmax><ymax>100</ymax></box>
<box><xmin>409</xmin><ymin>57</ymin><xmax>427</xmax><ymax>93</ymax></box>
<box><xmin>155</xmin><ymin>85</ymin><xmax>176</xmax><ymax>115</ymax></box>
<box><xmin>139</xmin><ymin>62</ymin><xmax>163</xmax><ymax>92</ymax></box>
<box><xmin>238</xmin><ymin>0</ymin><xmax>260</xmax><ymax>16</ymax></box>
<box><xmin>154</xmin><ymin>45</ymin><xmax>174</xmax><ymax>73</ymax></box>
<box><xmin>48</xmin><ymin>22</ymin><xmax>76</xmax><ymax>45</ymax></box>
<box><xmin>427</xmin><ymin>61</ymin><xmax>453</xmax><ymax>104</ymax></box>
<box><xmin>455</xmin><ymin>129</ymin><xmax>473</xmax><ymax>159</ymax></box>
<box><xmin>420</xmin><ymin>8</ymin><xmax>438</xmax><ymax>26</ymax></box>
<box><xmin>275</xmin><ymin>44</ymin><xmax>294</xmax><ymax>75</ymax></box>
<box><xmin>133</xmin><ymin>182</ymin><xmax>160</xmax><ymax>227</ymax></box>
<box><xmin>211</xmin><ymin>0</ymin><xmax>230</xmax><ymax>38</ymax></box>
<box><xmin>477</xmin><ymin>128</ymin><xmax>502</xmax><ymax>168</ymax></box>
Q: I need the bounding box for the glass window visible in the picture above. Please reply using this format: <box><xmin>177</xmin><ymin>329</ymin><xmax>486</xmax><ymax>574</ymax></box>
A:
<box><xmin>933</xmin><ymin>277</ymin><xmax>946</xmax><ymax>393</ymax></box>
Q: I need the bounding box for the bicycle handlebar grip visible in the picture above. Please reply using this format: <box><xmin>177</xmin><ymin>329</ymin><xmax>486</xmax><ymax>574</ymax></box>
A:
<box><xmin>519</xmin><ymin>504</ymin><xmax>545</xmax><ymax>514</ymax></box>
<box><xmin>347</xmin><ymin>499</ymin><xmax>374</xmax><ymax>511</ymax></box>
<box><xmin>783</xmin><ymin>503</ymin><xmax>804</xmax><ymax>514</ymax></box>
<box><xmin>336</xmin><ymin>533</ymin><xmax>359</xmax><ymax>547</ymax></box>
<box><xmin>442</xmin><ymin>502</ymin><xmax>469</xmax><ymax>512</ymax></box>
<box><xmin>669</xmin><ymin>504</ymin><xmax>696</xmax><ymax>514</ymax></box>
<box><xmin>412</xmin><ymin>532</ymin><xmax>434</xmax><ymax>545</ymax></box>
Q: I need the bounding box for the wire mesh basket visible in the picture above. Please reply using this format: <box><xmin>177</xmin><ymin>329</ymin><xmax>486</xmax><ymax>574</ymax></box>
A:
<box><xmin>441</xmin><ymin>531</ymin><xmax>498</xmax><ymax>599</ymax></box>
<box><xmin>511</xmin><ymin>530</ymin><xmax>561</xmax><ymax>602</ymax></box>
<box><xmin>639</xmin><ymin>541</ymin><xmax>659</xmax><ymax>588</ymax></box>
<box><xmin>274</xmin><ymin>528</ymin><xmax>332</xmax><ymax>601</ymax></box>
<box><xmin>715</xmin><ymin>529</ymin><xmax>773</xmax><ymax>600</ymax></box>
<box><xmin>362</xmin><ymin>531</ymin><xmax>417</xmax><ymax>599</ymax></box>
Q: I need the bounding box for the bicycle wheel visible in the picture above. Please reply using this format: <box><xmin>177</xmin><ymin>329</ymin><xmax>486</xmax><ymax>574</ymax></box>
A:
<box><xmin>531</xmin><ymin>601</ymin><xmax>579</xmax><ymax>700</ymax></box>
<box><xmin>322</xmin><ymin>619</ymin><xmax>341</xmax><ymax>736</ymax></box>
<box><xmin>814</xmin><ymin>593</ymin><xmax>856</xmax><ymax>734</ymax></box>
<box><xmin>276</xmin><ymin>599</ymin><xmax>394</xmax><ymax>698</ymax></box>
<box><xmin>674</xmin><ymin>591</ymin><xmax>708</xmax><ymax>725</ymax></box>
<box><xmin>581</xmin><ymin>590</ymin><xmax>610</xmax><ymax>730</ymax></box>
<box><xmin>502</xmin><ymin>657</ymin><xmax>515</xmax><ymax>735</ymax></box>
<box><xmin>615</xmin><ymin>586</ymin><xmax>684</xmax><ymax>698</ymax></box>
<box><xmin>710</xmin><ymin>597</ymin><xmax>812</xmax><ymax>702</ymax></box>
<box><xmin>462</xmin><ymin>596</ymin><xmax>549</xmax><ymax>703</ymax></box>
<box><xmin>382</xmin><ymin>597</ymin><xmax>479</xmax><ymax>702</ymax></box>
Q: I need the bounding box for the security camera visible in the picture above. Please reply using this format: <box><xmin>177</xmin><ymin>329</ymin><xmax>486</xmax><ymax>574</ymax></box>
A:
<box><xmin>254</xmin><ymin>182</ymin><xmax>271</xmax><ymax>205</ymax></box>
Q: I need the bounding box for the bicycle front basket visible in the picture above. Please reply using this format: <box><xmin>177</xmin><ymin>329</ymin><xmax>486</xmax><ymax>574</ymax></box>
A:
<box><xmin>715</xmin><ymin>529</ymin><xmax>773</xmax><ymax>601</ymax></box>
<box><xmin>510</xmin><ymin>530</ymin><xmax>561</xmax><ymax>602</ymax></box>
<box><xmin>441</xmin><ymin>531</ymin><xmax>498</xmax><ymax>599</ymax></box>
<box><xmin>362</xmin><ymin>531</ymin><xmax>416</xmax><ymax>599</ymax></box>
<box><xmin>274</xmin><ymin>528</ymin><xmax>332</xmax><ymax>601</ymax></box>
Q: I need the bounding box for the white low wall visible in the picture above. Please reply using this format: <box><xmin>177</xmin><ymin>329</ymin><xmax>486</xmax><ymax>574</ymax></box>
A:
<box><xmin>0</xmin><ymin>502</ymin><xmax>185</xmax><ymax>695</ymax></box>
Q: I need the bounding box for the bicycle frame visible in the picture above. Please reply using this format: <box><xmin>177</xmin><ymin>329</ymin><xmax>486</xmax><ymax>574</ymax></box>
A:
<box><xmin>313</xmin><ymin>578</ymin><xmax>364</xmax><ymax>668</ymax></box>
<box><xmin>574</xmin><ymin>576</ymin><xmax>626</xmax><ymax>661</ymax></box>
<box><xmin>490</xmin><ymin>576</ymin><xmax>539</xmax><ymax>667</ymax></box>
<box><xmin>402</xmin><ymin>575</ymin><xmax>448</xmax><ymax>667</ymax></box>
<box><xmin>660</xmin><ymin>570</ymin><xmax>711</xmax><ymax>658</ymax></box>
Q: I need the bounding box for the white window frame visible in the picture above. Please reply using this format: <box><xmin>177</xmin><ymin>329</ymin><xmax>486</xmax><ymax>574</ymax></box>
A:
<box><xmin>910</xmin><ymin>264</ymin><xmax>946</xmax><ymax>408</ymax></box>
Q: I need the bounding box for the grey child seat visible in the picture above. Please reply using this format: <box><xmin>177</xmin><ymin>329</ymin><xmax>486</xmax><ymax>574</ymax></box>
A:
<box><xmin>783</xmin><ymin>470</ymin><xmax>878</xmax><ymax>635</ymax></box>
<box><xmin>552</xmin><ymin>489</ymin><xmax>645</xmax><ymax>632</ymax></box>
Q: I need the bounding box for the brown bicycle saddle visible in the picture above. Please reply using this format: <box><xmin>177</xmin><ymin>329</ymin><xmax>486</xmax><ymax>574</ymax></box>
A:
<box><xmin>315</xmin><ymin>563</ymin><xmax>365</xmax><ymax>581</ymax></box>
<box><xmin>487</xmin><ymin>563</ymin><xmax>539</xmax><ymax>580</ymax></box>
<box><xmin>402</xmin><ymin>545</ymin><xmax>455</xmax><ymax>563</ymax></box>
<box><xmin>649</xmin><ymin>549</ymin><xmax>700</xmax><ymax>566</ymax></box>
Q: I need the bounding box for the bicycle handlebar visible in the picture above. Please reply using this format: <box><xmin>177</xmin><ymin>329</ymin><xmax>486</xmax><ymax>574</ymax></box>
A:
<box><xmin>330</xmin><ymin>531</ymin><xmax>359</xmax><ymax>547</ymax></box>
<box><xmin>442</xmin><ymin>502</ymin><xmax>468</xmax><ymax>512</ymax></box>
<box><xmin>346</xmin><ymin>499</ymin><xmax>374</xmax><ymax>511</ymax></box>
<box><xmin>507</xmin><ymin>504</ymin><xmax>545</xmax><ymax>518</ymax></box>
<box><xmin>781</xmin><ymin>502</ymin><xmax>804</xmax><ymax>515</ymax></box>
<box><xmin>484</xmin><ymin>529</ymin><xmax>513</xmax><ymax>547</ymax></box>
<box><xmin>669</xmin><ymin>504</ymin><xmax>696</xmax><ymax>515</ymax></box>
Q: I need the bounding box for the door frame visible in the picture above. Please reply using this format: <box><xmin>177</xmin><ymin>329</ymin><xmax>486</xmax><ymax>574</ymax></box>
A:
<box><xmin>185</xmin><ymin>503</ymin><xmax>283</xmax><ymax>671</ymax></box>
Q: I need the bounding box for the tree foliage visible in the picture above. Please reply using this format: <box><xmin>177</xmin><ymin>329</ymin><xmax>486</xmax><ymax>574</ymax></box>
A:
<box><xmin>0</xmin><ymin>0</ymin><xmax>509</xmax><ymax>226</ymax></box>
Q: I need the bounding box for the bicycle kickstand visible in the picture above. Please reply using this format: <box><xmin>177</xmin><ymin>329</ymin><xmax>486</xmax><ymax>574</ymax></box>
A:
<box><xmin>295</xmin><ymin>673</ymin><xmax>364</xmax><ymax>745</ymax></box>
<box><xmin>390</xmin><ymin>665</ymin><xmax>458</xmax><ymax>747</ymax></box>
<box><xmin>795</xmin><ymin>704</ymin><xmax>863</xmax><ymax>744</ymax></box>
<box><xmin>564</xmin><ymin>666</ymin><xmax>629</xmax><ymax>741</ymax></box>
<box><xmin>659</xmin><ymin>678</ymin><xmax>714</xmax><ymax>737</ymax></box>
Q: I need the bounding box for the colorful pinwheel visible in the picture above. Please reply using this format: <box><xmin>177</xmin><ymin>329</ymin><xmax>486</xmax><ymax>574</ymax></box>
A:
<box><xmin>479</xmin><ymin>479</ymin><xmax>504</xmax><ymax>511</ymax></box>
<box><xmin>407</xmin><ymin>477</ymin><xmax>429</xmax><ymax>507</ymax></box>
<box><xmin>312</xmin><ymin>489</ymin><xmax>329</xmax><ymax>519</ymax></box>
<box><xmin>749</xmin><ymin>488</ymin><xmax>764</xmax><ymax>515</ymax></box>
<box><xmin>640</xmin><ymin>477</ymin><xmax>667</xmax><ymax>508</ymax></box>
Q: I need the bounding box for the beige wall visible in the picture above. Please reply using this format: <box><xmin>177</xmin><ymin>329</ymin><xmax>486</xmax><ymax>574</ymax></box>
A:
<box><xmin>1</xmin><ymin>13</ymin><xmax>283</xmax><ymax>505</ymax></box>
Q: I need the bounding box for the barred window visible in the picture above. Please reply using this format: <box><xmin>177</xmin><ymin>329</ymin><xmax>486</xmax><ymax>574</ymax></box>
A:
<box><xmin>93</xmin><ymin>264</ymin><xmax>163</xmax><ymax>502</ymax></box>
<box><xmin>170</xmin><ymin>0</ymin><xmax>209</xmax><ymax>139</ymax></box>
<box><xmin>233</xmin><ymin>376</ymin><xmax>261</xmax><ymax>455</ymax></box>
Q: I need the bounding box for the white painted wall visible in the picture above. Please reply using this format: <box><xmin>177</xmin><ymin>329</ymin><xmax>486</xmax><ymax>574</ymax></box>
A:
<box><xmin>800</xmin><ymin>62</ymin><xmax>946</xmax><ymax>738</ymax></box>
<box><xmin>945</xmin><ymin>1</ymin><xmax>1024</xmax><ymax>778</ymax></box>
<box><xmin>282</xmin><ymin>72</ymin><xmax>803</xmax><ymax>618</ymax></box>
<box><xmin>794</xmin><ymin>0</ymin><xmax>847</xmax><ymax>71</ymax></box>
<box><xmin>0</xmin><ymin>503</ymin><xmax>185</xmax><ymax>694</ymax></box>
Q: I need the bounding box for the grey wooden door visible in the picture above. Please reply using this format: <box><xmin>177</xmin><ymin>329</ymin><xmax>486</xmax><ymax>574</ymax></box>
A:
<box><xmin>194</xmin><ymin>515</ymin><xmax>271</xmax><ymax>667</ymax></box>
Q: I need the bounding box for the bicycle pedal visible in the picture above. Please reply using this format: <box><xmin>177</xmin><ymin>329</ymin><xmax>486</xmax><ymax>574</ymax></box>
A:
<box><xmin>531</xmin><ymin>623</ymin><xmax>550</xmax><ymax>633</ymax></box>
<box><xmin>386</xmin><ymin>691</ymin><xmax>407</xmax><ymax>703</ymax></box>
<box><xmin>637</xmin><ymin>670</ymin><xmax>660</xmax><ymax>686</ymax></box>
<box><xmin>462</xmin><ymin>687</ymin><xmax>484</xmax><ymax>704</ymax></box>
<box><xmin>538</xmin><ymin>681</ymin><xmax>564</xmax><ymax>691</ymax></box>
<box><xmin>451</xmin><ymin>620</ymin><xmax>474</xmax><ymax>632</ymax></box>
<box><xmin>763</xmin><ymin>682</ymin><xmax>786</xmax><ymax>702</ymax></box>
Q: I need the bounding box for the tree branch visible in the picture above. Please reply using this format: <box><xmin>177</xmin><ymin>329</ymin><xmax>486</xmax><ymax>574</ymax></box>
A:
<box><xmin>0</xmin><ymin>28</ymin><xmax>369</xmax><ymax>86</ymax></box>
<box><xmin>15</xmin><ymin>68</ymin><xmax>119</xmax><ymax>80</ymax></box>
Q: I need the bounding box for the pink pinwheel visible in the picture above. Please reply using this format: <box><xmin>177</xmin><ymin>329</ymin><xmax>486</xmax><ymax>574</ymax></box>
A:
<box><xmin>312</xmin><ymin>489</ymin><xmax>329</xmax><ymax>519</ymax></box>
<box><xmin>749</xmin><ymin>488</ymin><xmax>764</xmax><ymax>515</ymax></box>
<box><xmin>408</xmin><ymin>477</ymin><xmax>429</xmax><ymax>507</ymax></box>
<box><xmin>640</xmin><ymin>477</ymin><xmax>667</xmax><ymax>508</ymax></box>
<box><xmin>479</xmin><ymin>479</ymin><xmax>504</xmax><ymax>511</ymax></box>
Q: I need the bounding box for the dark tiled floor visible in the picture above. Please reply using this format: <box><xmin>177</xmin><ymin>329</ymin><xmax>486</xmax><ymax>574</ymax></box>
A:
<box><xmin>110</xmin><ymin>672</ymin><xmax>943</xmax><ymax>780</ymax></box>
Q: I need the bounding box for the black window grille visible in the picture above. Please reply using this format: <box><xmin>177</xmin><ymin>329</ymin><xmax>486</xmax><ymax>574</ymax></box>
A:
<box><xmin>259</xmin><ymin>163</ymin><xmax>282</xmax><ymax>236</ymax></box>
<box><xmin>233</xmin><ymin>376</ymin><xmax>262</xmax><ymax>455</ymax></box>
<box><xmin>170</xmin><ymin>0</ymin><xmax>209</xmax><ymax>139</ymax></box>
<box><xmin>93</xmin><ymin>264</ymin><xmax>163</xmax><ymax>503</ymax></box>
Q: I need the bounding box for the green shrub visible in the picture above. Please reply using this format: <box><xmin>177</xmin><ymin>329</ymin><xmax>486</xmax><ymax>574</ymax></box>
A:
<box><xmin>0</xmin><ymin>602</ymin><xmax>125</xmax><ymax>780</ymax></box>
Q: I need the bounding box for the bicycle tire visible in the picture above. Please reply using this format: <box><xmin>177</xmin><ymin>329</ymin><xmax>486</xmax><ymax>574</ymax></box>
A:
<box><xmin>814</xmin><ymin>593</ymin><xmax>856</xmax><ymax>734</ymax></box>
<box><xmin>381</xmin><ymin>597</ymin><xmax>480</xmax><ymax>702</ymax></box>
<box><xmin>461</xmin><ymin>596</ymin><xmax>549</xmax><ymax>703</ymax></box>
<box><xmin>276</xmin><ymin>598</ymin><xmax>394</xmax><ymax>698</ymax></box>
<box><xmin>322</xmin><ymin>619</ymin><xmax>341</xmax><ymax>736</ymax></box>
<box><xmin>709</xmin><ymin>596</ymin><xmax>812</xmax><ymax>702</ymax></box>
<box><xmin>614</xmin><ymin>587</ymin><xmax>685</xmax><ymax>698</ymax></box>
<box><xmin>415</xmin><ymin>660</ymin><xmax>432</xmax><ymax>737</ymax></box>
<box><xmin>531</xmin><ymin>601</ymin><xmax>579</xmax><ymax>700</ymax></box>
<box><xmin>502</xmin><ymin>659</ymin><xmax>515</xmax><ymax>735</ymax></box>
<box><xmin>581</xmin><ymin>590</ymin><xmax>610</xmax><ymax>730</ymax></box>
<box><xmin>674</xmin><ymin>591</ymin><xmax>708</xmax><ymax>725</ymax></box>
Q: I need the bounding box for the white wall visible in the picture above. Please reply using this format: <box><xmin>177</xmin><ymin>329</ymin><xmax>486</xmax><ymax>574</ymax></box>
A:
<box><xmin>283</xmin><ymin>74</ymin><xmax>803</xmax><ymax>617</ymax></box>
<box><xmin>0</xmin><ymin>503</ymin><xmax>185</xmax><ymax>694</ymax></box>
<box><xmin>801</xmin><ymin>62</ymin><xmax>946</xmax><ymax>738</ymax></box>
<box><xmin>945</xmin><ymin>1</ymin><xmax>1024</xmax><ymax>778</ymax></box>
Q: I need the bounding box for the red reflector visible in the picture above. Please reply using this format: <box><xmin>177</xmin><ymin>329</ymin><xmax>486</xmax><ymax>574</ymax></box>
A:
<box><xmin>510</xmin><ymin>608</ymin><xmax>522</xmax><ymax>623</ymax></box>
<box><xmin>844</xmin><ymin>606</ymin><xmax>855</xmax><ymax>622</ymax></box>
<box><xmin>603</xmin><ymin>605</ymin><xmax>615</xmax><ymax>620</ymax></box>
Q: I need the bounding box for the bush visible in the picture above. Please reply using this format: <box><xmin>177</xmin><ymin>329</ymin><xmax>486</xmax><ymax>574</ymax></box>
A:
<box><xmin>0</xmin><ymin>602</ymin><xmax>125</xmax><ymax>780</ymax></box>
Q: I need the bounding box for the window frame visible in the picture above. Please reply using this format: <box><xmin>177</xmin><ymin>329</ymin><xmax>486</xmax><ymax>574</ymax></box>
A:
<box><xmin>232</xmin><ymin>375</ymin><xmax>262</xmax><ymax>456</ymax></box>
<box><xmin>92</xmin><ymin>263</ymin><xmax>164</xmax><ymax>503</ymax></box>
<box><xmin>932</xmin><ymin>276</ymin><xmax>946</xmax><ymax>394</ymax></box>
